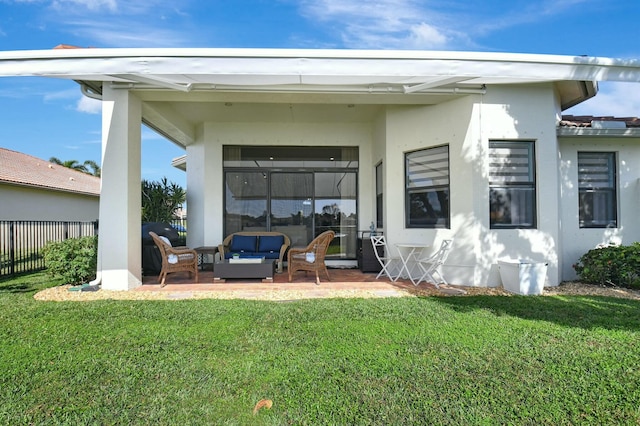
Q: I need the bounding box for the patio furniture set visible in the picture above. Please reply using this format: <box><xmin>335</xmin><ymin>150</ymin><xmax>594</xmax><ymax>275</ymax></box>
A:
<box><xmin>150</xmin><ymin>229</ymin><xmax>450</xmax><ymax>288</ymax></box>
<box><xmin>149</xmin><ymin>230</ymin><xmax>336</xmax><ymax>287</ymax></box>
<box><xmin>370</xmin><ymin>236</ymin><xmax>453</xmax><ymax>288</ymax></box>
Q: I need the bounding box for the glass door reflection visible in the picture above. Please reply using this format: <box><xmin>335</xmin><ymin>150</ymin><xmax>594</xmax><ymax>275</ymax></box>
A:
<box><xmin>270</xmin><ymin>172</ymin><xmax>314</xmax><ymax>248</ymax></box>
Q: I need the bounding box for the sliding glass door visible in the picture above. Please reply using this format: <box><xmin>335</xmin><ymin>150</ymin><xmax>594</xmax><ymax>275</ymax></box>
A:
<box><xmin>314</xmin><ymin>172</ymin><xmax>357</xmax><ymax>259</ymax></box>
<box><xmin>270</xmin><ymin>172</ymin><xmax>314</xmax><ymax>248</ymax></box>
<box><xmin>223</xmin><ymin>146</ymin><xmax>359</xmax><ymax>260</ymax></box>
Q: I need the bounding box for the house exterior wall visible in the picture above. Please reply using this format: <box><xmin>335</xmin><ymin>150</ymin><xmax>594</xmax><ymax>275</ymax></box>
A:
<box><xmin>479</xmin><ymin>84</ymin><xmax>561</xmax><ymax>286</ymax></box>
<box><xmin>381</xmin><ymin>84</ymin><xmax>562</xmax><ymax>287</ymax></box>
<box><xmin>0</xmin><ymin>184</ymin><xmax>98</xmax><ymax>221</ymax></box>
<box><xmin>183</xmin><ymin>83</ymin><xmax>570</xmax><ymax>287</ymax></box>
<box><xmin>558</xmin><ymin>135</ymin><xmax>640</xmax><ymax>280</ymax></box>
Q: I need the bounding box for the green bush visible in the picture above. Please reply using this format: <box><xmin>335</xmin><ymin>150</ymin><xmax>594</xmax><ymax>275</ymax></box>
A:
<box><xmin>573</xmin><ymin>243</ymin><xmax>640</xmax><ymax>289</ymax></box>
<box><xmin>43</xmin><ymin>236</ymin><xmax>98</xmax><ymax>285</ymax></box>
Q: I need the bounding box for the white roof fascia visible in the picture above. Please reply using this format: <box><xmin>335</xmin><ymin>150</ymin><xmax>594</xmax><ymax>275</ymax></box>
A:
<box><xmin>557</xmin><ymin>127</ymin><xmax>640</xmax><ymax>138</ymax></box>
<box><xmin>0</xmin><ymin>48</ymin><xmax>638</xmax><ymax>86</ymax></box>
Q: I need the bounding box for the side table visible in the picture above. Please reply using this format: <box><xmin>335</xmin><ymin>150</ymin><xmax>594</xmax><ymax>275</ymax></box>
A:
<box><xmin>193</xmin><ymin>246</ymin><xmax>218</xmax><ymax>271</ymax></box>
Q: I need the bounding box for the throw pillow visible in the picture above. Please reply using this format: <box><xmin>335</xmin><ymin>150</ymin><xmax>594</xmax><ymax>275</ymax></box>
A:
<box><xmin>230</xmin><ymin>235</ymin><xmax>257</xmax><ymax>253</ymax></box>
<box><xmin>258</xmin><ymin>235</ymin><xmax>284</xmax><ymax>253</ymax></box>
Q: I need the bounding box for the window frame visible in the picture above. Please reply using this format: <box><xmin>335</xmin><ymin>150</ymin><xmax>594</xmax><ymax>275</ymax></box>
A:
<box><xmin>577</xmin><ymin>151</ymin><xmax>618</xmax><ymax>228</ymax></box>
<box><xmin>375</xmin><ymin>162</ymin><xmax>383</xmax><ymax>228</ymax></box>
<box><xmin>404</xmin><ymin>145</ymin><xmax>450</xmax><ymax>229</ymax></box>
<box><xmin>489</xmin><ymin>140</ymin><xmax>537</xmax><ymax>229</ymax></box>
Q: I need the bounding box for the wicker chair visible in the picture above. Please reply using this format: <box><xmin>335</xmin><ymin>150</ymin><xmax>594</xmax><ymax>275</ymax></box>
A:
<box><xmin>149</xmin><ymin>231</ymin><xmax>198</xmax><ymax>287</ymax></box>
<box><xmin>287</xmin><ymin>230</ymin><xmax>335</xmax><ymax>285</ymax></box>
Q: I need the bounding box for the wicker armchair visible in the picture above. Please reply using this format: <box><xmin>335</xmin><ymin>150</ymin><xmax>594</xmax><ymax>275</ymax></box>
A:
<box><xmin>149</xmin><ymin>231</ymin><xmax>198</xmax><ymax>287</ymax></box>
<box><xmin>287</xmin><ymin>230</ymin><xmax>335</xmax><ymax>285</ymax></box>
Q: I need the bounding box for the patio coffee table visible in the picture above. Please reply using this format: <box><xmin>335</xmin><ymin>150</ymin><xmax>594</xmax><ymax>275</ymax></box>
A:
<box><xmin>213</xmin><ymin>259</ymin><xmax>276</xmax><ymax>283</ymax></box>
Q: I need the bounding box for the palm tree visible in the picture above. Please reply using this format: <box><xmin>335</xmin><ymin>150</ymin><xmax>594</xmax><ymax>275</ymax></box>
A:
<box><xmin>49</xmin><ymin>157</ymin><xmax>100</xmax><ymax>176</ymax></box>
<box><xmin>83</xmin><ymin>160</ymin><xmax>101</xmax><ymax>177</ymax></box>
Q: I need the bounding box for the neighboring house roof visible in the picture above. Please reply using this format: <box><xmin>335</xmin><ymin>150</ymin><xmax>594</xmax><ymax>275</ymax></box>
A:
<box><xmin>0</xmin><ymin>148</ymin><xmax>100</xmax><ymax>196</ymax></box>
<box><xmin>561</xmin><ymin>115</ymin><xmax>640</xmax><ymax>128</ymax></box>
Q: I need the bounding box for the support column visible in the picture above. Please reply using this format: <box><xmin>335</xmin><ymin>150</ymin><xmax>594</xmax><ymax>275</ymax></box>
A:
<box><xmin>186</xmin><ymin>123</ymin><xmax>224</xmax><ymax>248</ymax></box>
<box><xmin>98</xmin><ymin>86</ymin><xmax>142</xmax><ymax>290</ymax></box>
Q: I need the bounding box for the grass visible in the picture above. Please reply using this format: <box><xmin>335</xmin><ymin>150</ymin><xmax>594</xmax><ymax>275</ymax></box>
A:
<box><xmin>1</xmin><ymin>273</ymin><xmax>640</xmax><ymax>424</ymax></box>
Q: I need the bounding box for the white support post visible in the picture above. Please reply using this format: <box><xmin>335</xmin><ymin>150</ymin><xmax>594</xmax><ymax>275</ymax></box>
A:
<box><xmin>98</xmin><ymin>86</ymin><xmax>143</xmax><ymax>290</ymax></box>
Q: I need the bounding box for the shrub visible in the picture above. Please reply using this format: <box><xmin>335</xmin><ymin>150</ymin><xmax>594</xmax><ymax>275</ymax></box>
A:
<box><xmin>573</xmin><ymin>243</ymin><xmax>640</xmax><ymax>289</ymax></box>
<box><xmin>43</xmin><ymin>236</ymin><xmax>98</xmax><ymax>285</ymax></box>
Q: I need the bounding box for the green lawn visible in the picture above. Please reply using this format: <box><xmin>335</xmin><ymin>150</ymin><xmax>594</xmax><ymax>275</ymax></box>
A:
<box><xmin>1</xmin><ymin>273</ymin><xmax>640</xmax><ymax>425</ymax></box>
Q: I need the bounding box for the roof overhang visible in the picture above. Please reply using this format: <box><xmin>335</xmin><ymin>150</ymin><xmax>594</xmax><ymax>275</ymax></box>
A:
<box><xmin>557</xmin><ymin>127</ymin><xmax>640</xmax><ymax>138</ymax></box>
<box><xmin>3</xmin><ymin>48</ymin><xmax>640</xmax><ymax>147</ymax></box>
<box><xmin>2</xmin><ymin>48</ymin><xmax>638</xmax><ymax>101</ymax></box>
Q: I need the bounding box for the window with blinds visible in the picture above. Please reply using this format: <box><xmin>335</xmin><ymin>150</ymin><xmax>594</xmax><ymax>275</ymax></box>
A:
<box><xmin>489</xmin><ymin>141</ymin><xmax>536</xmax><ymax>229</ymax></box>
<box><xmin>405</xmin><ymin>145</ymin><xmax>450</xmax><ymax>228</ymax></box>
<box><xmin>578</xmin><ymin>152</ymin><xmax>617</xmax><ymax>228</ymax></box>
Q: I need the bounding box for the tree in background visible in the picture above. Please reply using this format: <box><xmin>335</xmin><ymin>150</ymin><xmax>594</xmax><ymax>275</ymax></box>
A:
<box><xmin>141</xmin><ymin>177</ymin><xmax>186</xmax><ymax>223</ymax></box>
<box><xmin>83</xmin><ymin>160</ymin><xmax>101</xmax><ymax>177</ymax></box>
<box><xmin>49</xmin><ymin>157</ymin><xmax>101</xmax><ymax>177</ymax></box>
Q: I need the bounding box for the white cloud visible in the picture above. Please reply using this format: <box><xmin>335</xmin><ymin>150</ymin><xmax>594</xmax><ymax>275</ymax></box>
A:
<box><xmin>299</xmin><ymin>0</ymin><xmax>456</xmax><ymax>49</ymax></box>
<box><xmin>566</xmin><ymin>82</ymin><xmax>640</xmax><ymax>117</ymax></box>
<box><xmin>43</xmin><ymin>88</ymin><xmax>78</xmax><ymax>102</ymax></box>
<box><xmin>297</xmin><ymin>0</ymin><xmax>594</xmax><ymax>50</ymax></box>
<box><xmin>64</xmin><ymin>19</ymin><xmax>192</xmax><ymax>47</ymax></box>
<box><xmin>76</xmin><ymin>95</ymin><xmax>101</xmax><ymax>114</ymax></box>
<box><xmin>408</xmin><ymin>23</ymin><xmax>449</xmax><ymax>49</ymax></box>
<box><xmin>51</xmin><ymin>0</ymin><xmax>117</xmax><ymax>12</ymax></box>
<box><xmin>6</xmin><ymin>0</ymin><xmax>194</xmax><ymax>47</ymax></box>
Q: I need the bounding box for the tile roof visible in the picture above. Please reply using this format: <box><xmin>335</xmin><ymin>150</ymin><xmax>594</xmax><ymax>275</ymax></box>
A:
<box><xmin>0</xmin><ymin>148</ymin><xmax>100</xmax><ymax>196</ymax></box>
<box><xmin>560</xmin><ymin>115</ymin><xmax>640</xmax><ymax>128</ymax></box>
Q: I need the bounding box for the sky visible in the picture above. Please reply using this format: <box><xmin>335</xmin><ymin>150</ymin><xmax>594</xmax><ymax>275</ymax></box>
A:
<box><xmin>0</xmin><ymin>0</ymin><xmax>639</xmax><ymax>189</ymax></box>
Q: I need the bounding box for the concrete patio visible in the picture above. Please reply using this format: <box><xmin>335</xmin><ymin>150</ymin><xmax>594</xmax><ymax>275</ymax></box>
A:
<box><xmin>138</xmin><ymin>267</ymin><xmax>453</xmax><ymax>300</ymax></box>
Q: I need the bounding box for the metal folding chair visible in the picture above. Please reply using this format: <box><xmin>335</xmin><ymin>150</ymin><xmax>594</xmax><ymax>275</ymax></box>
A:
<box><xmin>370</xmin><ymin>235</ymin><xmax>402</xmax><ymax>281</ymax></box>
<box><xmin>415</xmin><ymin>239</ymin><xmax>453</xmax><ymax>287</ymax></box>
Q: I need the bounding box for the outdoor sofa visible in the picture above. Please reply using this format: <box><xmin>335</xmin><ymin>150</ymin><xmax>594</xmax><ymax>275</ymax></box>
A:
<box><xmin>218</xmin><ymin>231</ymin><xmax>290</xmax><ymax>273</ymax></box>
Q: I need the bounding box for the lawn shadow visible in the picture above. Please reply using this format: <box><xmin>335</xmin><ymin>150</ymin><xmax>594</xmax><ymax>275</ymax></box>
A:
<box><xmin>0</xmin><ymin>272</ymin><xmax>58</xmax><ymax>294</ymax></box>
<box><xmin>0</xmin><ymin>283</ymin><xmax>34</xmax><ymax>293</ymax></box>
<box><xmin>430</xmin><ymin>294</ymin><xmax>640</xmax><ymax>331</ymax></box>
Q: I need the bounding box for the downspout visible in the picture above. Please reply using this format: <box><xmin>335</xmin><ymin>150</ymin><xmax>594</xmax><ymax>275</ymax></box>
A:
<box><xmin>87</xmin><ymin>220</ymin><xmax>102</xmax><ymax>288</ymax></box>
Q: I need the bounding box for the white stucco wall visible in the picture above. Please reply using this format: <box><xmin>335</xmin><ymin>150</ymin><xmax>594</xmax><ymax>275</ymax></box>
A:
<box><xmin>381</xmin><ymin>84</ymin><xmax>562</xmax><ymax>287</ymax></box>
<box><xmin>184</xmin><ymin>83</ymin><xmax>573</xmax><ymax>288</ymax></box>
<box><xmin>0</xmin><ymin>184</ymin><xmax>99</xmax><ymax>221</ymax></box>
<box><xmin>479</xmin><ymin>84</ymin><xmax>561</xmax><ymax>287</ymax></box>
<box><xmin>559</xmin><ymin>135</ymin><xmax>640</xmax><ymax>281</ymax></box>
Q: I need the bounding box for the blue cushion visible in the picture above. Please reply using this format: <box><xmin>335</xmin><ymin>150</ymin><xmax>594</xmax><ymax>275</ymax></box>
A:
<box><xmin>230</xmin><ymin>235</ymin><xmax>257</xmax><ymax>253</ymax></box>
<box><xmin>258</xmin><ymin>235</ymin><xmax>284</xmax><ymax>253</ymax></box>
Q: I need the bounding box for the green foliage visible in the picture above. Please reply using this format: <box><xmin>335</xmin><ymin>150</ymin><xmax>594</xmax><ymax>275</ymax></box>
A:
<box><xmin>42</xmin><ymin>236</ymin><xmax>98</xmax><ymax>285</ymax></box>
<box><xmin>573</xmin><ymin>243</ymin><xmax>640</xmax><ymax>289</ymax></box>
<box><xmin>141</xmin><ymin>177</ymin><xmax>186</xmax><ymax>223</ymax></box>
<box><xmin>49</xmin><ymin>157</ymin><xmax>101</xmax><ymax>177</ymax></box>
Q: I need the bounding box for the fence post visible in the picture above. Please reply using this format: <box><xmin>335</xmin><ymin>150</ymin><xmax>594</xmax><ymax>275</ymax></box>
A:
<box><xmin>9</xmin><ymin>221</ymin><xmax>15</xmax><ymax>276</ymax></box>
